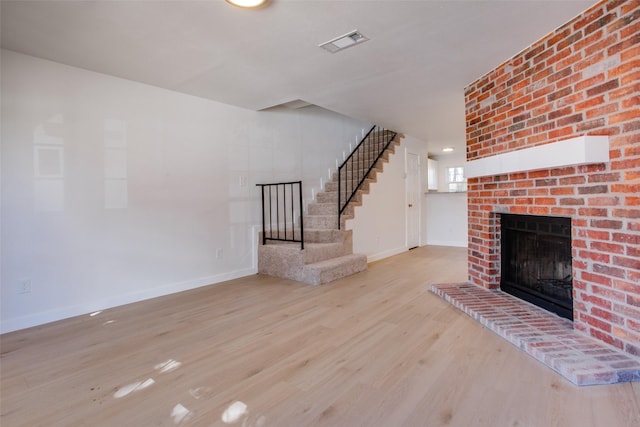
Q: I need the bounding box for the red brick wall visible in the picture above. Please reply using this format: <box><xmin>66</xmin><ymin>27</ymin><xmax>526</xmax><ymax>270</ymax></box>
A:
<box><xmin>465</xmin><ymin>0</ymin><xmax>640</xmax><ymax>355</ymax></box>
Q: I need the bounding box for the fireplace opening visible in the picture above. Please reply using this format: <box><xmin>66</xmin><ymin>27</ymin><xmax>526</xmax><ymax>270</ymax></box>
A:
<box><xmin>500</xmin><ymin>214</ymin><xmax>573</xmax><ymax>320</ymax></box>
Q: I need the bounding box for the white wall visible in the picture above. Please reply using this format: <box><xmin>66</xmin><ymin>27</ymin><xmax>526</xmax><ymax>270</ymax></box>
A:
<box><xmin>433</xmin><ymin>151</ymin><xmax>466</xmax><ymax>193</ymax></box>
<box><xmin>422</xmin><ymin>151</ymin><xmax>468</xmax><ymax>247</ymax></box>
<box><xmin>425</xmin><ymin>193</ymin><xmax>468</xmax><ymax>247</ymax></box>
<box><xmin>348</xmin><ymin>135</ymin><xmax>429</xmax><ymax>261</ymax></box>
<box><xmin>0</xmin><ymin>50</ymin><xmax>370</xmax><ymax>332</ymax></box>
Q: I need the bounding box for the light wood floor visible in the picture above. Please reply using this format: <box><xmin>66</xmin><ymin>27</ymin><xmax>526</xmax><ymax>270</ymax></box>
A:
<box><xmin>1</xmin><ymin>246</ymin><xmax>639</xmax><ymax>427</ymax></box>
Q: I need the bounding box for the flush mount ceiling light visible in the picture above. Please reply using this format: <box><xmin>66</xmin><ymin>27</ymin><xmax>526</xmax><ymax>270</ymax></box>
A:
<box><xmin>442</xmin><ymin>147</ymin><xmax>455</xmax><ymax>152</ymax></box>
<box><xmin>319</xmin><ymin>30</ymin><xmax>369</xmax><ymax>53</ymax></box>
<box><xmin>225</xmin><ymin>0</ymin><xmax>269</xmax><ymax>8</ymax></box>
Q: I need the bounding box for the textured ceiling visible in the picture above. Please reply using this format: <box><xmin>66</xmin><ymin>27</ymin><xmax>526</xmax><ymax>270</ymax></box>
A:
<box><xmin>1</xmin><ymin>0</ymin><xmax>594</xmax><ymax>154</ymax></box>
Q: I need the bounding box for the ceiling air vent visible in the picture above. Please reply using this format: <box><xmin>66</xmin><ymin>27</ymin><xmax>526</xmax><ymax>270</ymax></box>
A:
<box><xmin>319</xmin><ymin>30</ymin><xmax>369</xmax><ymax>53</ymax></box>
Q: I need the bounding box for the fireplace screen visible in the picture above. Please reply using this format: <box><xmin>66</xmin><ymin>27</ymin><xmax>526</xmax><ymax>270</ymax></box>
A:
<box><xmin>500</xmin><ymin>214</ymin><xmax>573</xmax><ymax>320</ymax></box>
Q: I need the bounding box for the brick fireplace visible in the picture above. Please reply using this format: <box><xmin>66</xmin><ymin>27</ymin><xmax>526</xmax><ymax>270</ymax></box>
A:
<box><xmin>464</xmin><ymin>0</ymin><xmax>639</xmax><ymax>357</ymax></box>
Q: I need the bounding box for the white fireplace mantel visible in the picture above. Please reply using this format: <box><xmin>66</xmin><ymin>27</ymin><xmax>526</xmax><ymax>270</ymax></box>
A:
<box><xmin>465</xmin><ymin>135</ymin><xmax>610</xmax><ymax>178</ymax></box>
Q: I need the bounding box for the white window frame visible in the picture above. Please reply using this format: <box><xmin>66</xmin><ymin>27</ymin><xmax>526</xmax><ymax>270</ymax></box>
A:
<box><xmin>446</xmin><ymin>166</ymin><xmax>467</xmax><ymax>192</ymax></box>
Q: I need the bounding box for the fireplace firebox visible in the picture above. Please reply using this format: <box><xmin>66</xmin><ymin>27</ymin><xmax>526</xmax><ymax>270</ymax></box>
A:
<box><xmin>500</xmin><ymin>214</ymin><xmax>573</xmax><ymax>320</ymax></box>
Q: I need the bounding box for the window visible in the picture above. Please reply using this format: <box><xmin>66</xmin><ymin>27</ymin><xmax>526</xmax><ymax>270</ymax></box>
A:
<box><xmin>446</xmin><ymin>166</ymin><xmax>466</xmax><ymax>192</ymax></box>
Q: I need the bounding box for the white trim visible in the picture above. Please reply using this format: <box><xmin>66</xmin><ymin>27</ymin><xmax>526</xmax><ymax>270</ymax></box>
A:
<box><xmin>405</xmin><ymin>149</ymin><xmax>422</xmax><ymax>249</ymax></box>
<box><xmin>465</xmin><ymin>135</ymin><xmax>609</xmax><ymax>178</ymax></box>
<box><xmin>1</xmin><ymin>225</ymin><xmax>262</xmax><ymax>334</ymax></box>
<box><xmin>0</xmin><ymin>268</ymin><xmax>257</xmax><ymax>334</ymax></box>
<box><xmin>426</xmin><ymin>240</ymin><xmax>468</xmax><ymax>248</ymax></box>
<box><xmin>367</xmin><ymin>246</ymin><xmax>408</xmax><ymax>263</ymax></box>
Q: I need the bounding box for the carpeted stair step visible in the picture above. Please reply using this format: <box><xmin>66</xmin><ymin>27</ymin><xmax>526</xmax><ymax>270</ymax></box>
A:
<box><xmin>258</xmin><ymin>240</ymin><xmax>357</xmax><ymax>284</ymax></box>
<box><xmin>308</xmin><ymin>202</ymin><xmax>336</xmax><ymax>216</ymax></box>
<box><xmin>304</xmin><ymin>228</ymin><xmax>351</xmax><ymax>244</ymax></box>
<box><xmin>308</xmin><ymin>202</ymin><xmax>354</xmax><ymax>216</ymax></box>
<box><xmin>325</xmin><ymin>179</ymin><xmax>372</xmax><ymax>193</ymax></box>
<box><xmin>304</xmin><ymin>214</ymin><xmax>339</xmax><ymax>229</ymax></box>
<box><xmin>324</xmin><ymin>181</ymin><xmax>339</xmax><ymax>192</ymax></box>
<box><xmin>302</xmin><ymin>253</ymin><xmax>368</xmax><ymax>285</ymax></box>
<box><xmin>330</xmin><ymin>169</ymin><xmax>380</xmax><ymax>180</ymax></box>
<box><xmin>334</xmin><ymin>163</ymin><xmax>384</xmax><ymax>176</ymax></box>
<box><xmin>260</xmin><ymin>241</ymin><xmax>349</xmax><ymax>264</ymax></box>
<box><xmin>316</xmin><ymin>191</ymin><xmax>338</xmax><ymax>203</ymax></box>
<box><xmin>304</xmin><ymin>242</ymin><xmax>351</xmax><ymax>263</ymax></box>
<box><xmin>316</xmin><ymin>191</ymin><xmax>362</xmax><ymax>205</ymax></box>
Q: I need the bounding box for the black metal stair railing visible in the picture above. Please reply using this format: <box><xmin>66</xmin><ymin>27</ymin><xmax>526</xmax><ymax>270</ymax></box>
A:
<box><xmin>338</xmin><ymin>126</ymin><xmax>397</xmax><ymax>229</ymax></box>
<box><xmin>256</xmin><ymin>181</ymin><xmax>304</xmax><ymax>249</ymax></box>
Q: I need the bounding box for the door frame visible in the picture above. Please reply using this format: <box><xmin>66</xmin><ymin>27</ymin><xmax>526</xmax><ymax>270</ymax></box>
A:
<box><xmin>405</xmin><ymin>150</ymin><xmax>421</xmax><ymax>249</ymax></box>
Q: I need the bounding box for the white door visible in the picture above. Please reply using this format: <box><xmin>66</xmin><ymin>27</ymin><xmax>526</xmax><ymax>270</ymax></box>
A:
<box><xmin>406</xmin><ymin>152</ymin><xmax>421</xmax><ymax>249</ymax></box>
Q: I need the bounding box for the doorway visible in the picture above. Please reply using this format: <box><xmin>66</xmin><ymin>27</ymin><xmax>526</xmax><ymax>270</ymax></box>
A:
<box><xmin>406</xmin><ymin>151</ymin><xmax>421</xmax><ymax>249</ymax></box>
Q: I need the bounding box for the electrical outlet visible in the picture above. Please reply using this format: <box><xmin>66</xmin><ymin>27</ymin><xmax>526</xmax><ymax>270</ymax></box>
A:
<box><xmin>239</xmin><ymin>176</ymin><xmax>247</xmax><ymax>187</ymax></box>
<box><xmin>216</xmin><ymin>248</ymin><xmax>223</xmax><ymax>259</ymax></box>
<box><xmin>17</xmin><ymin>279</ymin><xmax>31</xmax><ymax>294</ymax></box>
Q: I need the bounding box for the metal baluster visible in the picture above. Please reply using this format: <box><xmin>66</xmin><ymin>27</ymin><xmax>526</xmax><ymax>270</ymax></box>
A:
<box><xmin>338</xmin><ymin>165</ymin><xmax>342</xmax><ymax>229</ymax></box>
<box><xmin>282</xmin><ymin>183</ymin><xmax>286</xmax><ymax>240</ymax></box>
<box><xmin>260</xmin><ymin>186</ymin><xmax>266</xmax><ymax>245</ymax></box>
<box><xmin>298</xmin><ymin>181</ymin><xmax>304</xmax><ymax>249</ymax></box>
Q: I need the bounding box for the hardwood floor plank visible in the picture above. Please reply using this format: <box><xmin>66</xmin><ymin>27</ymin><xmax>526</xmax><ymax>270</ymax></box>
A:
<box><xmin>2</xmin><ymin>245</ymin><xmax>639</xmax><ymax>426</ymax></box>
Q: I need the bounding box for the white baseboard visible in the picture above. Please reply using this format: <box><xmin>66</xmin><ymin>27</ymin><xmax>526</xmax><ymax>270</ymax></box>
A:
<box><xmin>366</xmin><ymin>246</ymin><xmax>408</xmax><ymax>263</ymax></box>
<box><xmin>426</xmin><ymin>240</ymin><xmax>468</xmax><ymax>248</ymax></box>
<box><xmin>0</xmin><ymin>267</ymin><xmax>258</xmax><ymax>334</ymax></box>
<box><xmin>2</xmin><ymin>225</ymin><xmax>262</xmax><ymax>334</ymax></box>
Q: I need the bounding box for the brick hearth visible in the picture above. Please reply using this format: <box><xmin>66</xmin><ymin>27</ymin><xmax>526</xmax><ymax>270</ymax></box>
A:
<box><xmin>431</xmin><ymin>283</ymin><xmax>640</xmax><ymax>385</ymax></box>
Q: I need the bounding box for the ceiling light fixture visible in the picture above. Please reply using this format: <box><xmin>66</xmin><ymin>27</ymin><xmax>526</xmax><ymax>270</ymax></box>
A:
<box><xmin>225</xmin><ymin>0</ymin><xmax>269</xmax><ymax>8</ymax></box>
<box><xmin>319</xmin><ymin>30</ymin><xmax>369</xmax><ymax>53</ymax></box>
<box><xmin>442</xmin><ymin>147</ymin><xmax>454</xmax><ymax>152</ymax></box>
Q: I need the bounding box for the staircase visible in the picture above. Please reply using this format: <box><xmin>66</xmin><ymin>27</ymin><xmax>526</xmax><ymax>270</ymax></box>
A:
<box><xmin>258</xmin><ymin>128</ymin><xmax>401</xmax><ymax>285</ymax></box>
